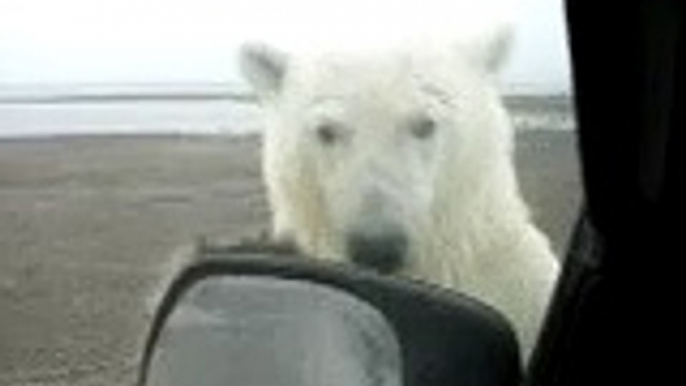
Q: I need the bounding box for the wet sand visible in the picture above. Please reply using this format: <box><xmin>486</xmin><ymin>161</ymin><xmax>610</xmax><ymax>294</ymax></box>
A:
<box><xmin>0</xmin><ymin>129</ymin><xmax>580</xmax><ymax>385</ymax></box>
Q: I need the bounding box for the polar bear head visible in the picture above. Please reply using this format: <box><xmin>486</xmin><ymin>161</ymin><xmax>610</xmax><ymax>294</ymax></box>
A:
<box><xmin>240</xmin><ymin>29</ymin><xmax>515</xmax><ymax>275</ymax></box>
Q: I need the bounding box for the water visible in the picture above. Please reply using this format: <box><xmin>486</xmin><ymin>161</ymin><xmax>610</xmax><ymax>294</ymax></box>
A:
<box><xmin>0</xmin><ymin>99</ymin><xmax>262</xmax><ymax>138</ymax></box>
<box><xmin>0</xmin><ymin>92</ymin><xmax>574</xmax><ymax>138</ymax></box>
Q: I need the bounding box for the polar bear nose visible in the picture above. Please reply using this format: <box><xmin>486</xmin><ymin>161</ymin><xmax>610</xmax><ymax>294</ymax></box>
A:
<box><xmin>346</xmin><ymin>229</ymin><xmax>408</xmax><ymax>274</ymax></box>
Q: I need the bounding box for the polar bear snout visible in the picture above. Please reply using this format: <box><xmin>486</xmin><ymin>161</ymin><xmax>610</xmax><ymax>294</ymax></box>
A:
<box><xmin>346</xmin><ymin>225</ymin><xmax>409</xmax><ymax>274</ymax></box>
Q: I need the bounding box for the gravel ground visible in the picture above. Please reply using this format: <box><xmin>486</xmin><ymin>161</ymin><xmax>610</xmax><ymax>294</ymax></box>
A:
<box><xmin>0</xmin><ymin>124</ymin><xmax>580</xmax><ymax>385</ymax></box>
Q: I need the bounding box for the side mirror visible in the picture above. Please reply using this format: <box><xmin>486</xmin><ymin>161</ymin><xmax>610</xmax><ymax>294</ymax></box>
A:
<box><xmin>137</xmin><ymin>246</ymin><xmax>521</xmax><ymax>386</ymax></box>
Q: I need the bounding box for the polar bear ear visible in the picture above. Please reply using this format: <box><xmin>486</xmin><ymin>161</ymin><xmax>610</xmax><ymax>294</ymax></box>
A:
<box><xmin>466</xmin><ymin>26</ymin><xmax>513</xmax><ymax>73</ymax></box>
<box><xmin>239</xmin><ymin>43</ymin><xmax>289</xmax><ymax>98</ymax></box>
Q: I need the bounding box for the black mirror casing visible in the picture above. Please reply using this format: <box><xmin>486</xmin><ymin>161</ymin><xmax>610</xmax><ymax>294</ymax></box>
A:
<box><xmin>138</xmin><ymin>248</ymin><xmax>521</xmax><ymax>386</ymax></box>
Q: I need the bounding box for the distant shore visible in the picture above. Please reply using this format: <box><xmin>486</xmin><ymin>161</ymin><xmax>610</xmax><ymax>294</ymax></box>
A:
<box><xmin>0</xmin><ymin>90</ymin><xmax>571</xmax><ymax>106</ymax></box>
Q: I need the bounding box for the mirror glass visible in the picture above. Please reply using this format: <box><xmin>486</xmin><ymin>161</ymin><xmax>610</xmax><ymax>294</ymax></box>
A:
<box><xmin>144</xmin><ymin>275</ymin><xmax>402</xmax><ymax>386</ymax></box>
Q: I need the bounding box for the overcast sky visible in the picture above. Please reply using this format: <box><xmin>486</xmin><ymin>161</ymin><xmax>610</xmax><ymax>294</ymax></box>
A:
<box><xmin>0</xmin><ymin>0</ymin><xmax>571</xmax><ymax>94</ymax></box>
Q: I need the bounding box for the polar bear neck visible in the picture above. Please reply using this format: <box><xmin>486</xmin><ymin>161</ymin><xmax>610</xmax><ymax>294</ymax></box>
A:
<box><xmin>424</xmin><ymin>153</ymin><xmax>536</xmax><ymax>270</ymax></box>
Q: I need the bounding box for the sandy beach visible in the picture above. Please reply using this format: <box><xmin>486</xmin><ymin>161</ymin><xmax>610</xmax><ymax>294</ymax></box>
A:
<box><xmin>0</xmin><ymin>125</ymin><xmax>580</xmax><ymax>384</ymax></box>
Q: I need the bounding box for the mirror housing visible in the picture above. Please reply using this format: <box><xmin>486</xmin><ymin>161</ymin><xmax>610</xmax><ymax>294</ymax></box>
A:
<box><xmin>138</xmin><ymin>246</ymin><xmax>521</xmax><ymax>386</ymax></box>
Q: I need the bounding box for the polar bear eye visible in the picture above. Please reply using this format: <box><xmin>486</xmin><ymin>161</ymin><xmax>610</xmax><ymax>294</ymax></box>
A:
<box><xmin>410</xmin><ymin>116</ymin><xmax>437</xmax><ymax>140</ymax></box>
<box><xmin>315</xmin><ymin>123</ymin><xmax>343</xmax><ymax>145</ymax></box>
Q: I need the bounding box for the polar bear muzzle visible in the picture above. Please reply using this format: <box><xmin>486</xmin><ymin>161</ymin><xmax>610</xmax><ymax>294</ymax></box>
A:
<box><xmin>345</xmin><ymin>225</ymin><xmax>409</xmax><ymax>274</ymax></box>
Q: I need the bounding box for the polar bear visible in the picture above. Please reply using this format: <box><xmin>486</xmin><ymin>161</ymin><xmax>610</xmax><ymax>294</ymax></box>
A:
<box><xmin>239</xmin><ymin>29</ymin><xmax>559</xmax><ymax>360</ymax></box>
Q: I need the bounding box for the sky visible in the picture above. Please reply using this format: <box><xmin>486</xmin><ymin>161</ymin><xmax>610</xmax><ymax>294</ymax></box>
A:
<box><xmin>0</xmin><ymin>0</ymin><xmax>571</xmax><ymax>94</ymax></box>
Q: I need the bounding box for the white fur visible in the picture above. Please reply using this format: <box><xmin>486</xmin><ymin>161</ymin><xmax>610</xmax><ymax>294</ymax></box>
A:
<box><xmin>241</xmin><ymin>30</ymin><xmax>559</xmax><ymax>361</ymax></box>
